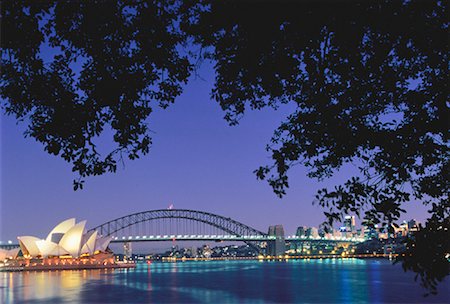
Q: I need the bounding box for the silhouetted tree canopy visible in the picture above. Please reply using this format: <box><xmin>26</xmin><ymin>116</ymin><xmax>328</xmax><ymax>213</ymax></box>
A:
<box><xmin>1</xmin><ymin>0</ymin><xmax>448</xmax><ymax>294</ymax></box>
<box><xmin>2</xmin><ymin>0</ymin><xmax>191</xmax><ymax>189</ymax></box>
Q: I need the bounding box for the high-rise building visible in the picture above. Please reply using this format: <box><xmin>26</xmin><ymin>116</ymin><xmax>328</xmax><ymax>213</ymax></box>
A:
<box><xmin>296</xmin><ymin>226</ymin><xmax>306</xmax><ymax>237</ymax></box>
<box><xmin>407</xmin><ymin>219</ymin><xmax>420</xmax><ymax>233</ymax></box>
<box><xmin>310</xmin><ymin>227</ymin><xmax>319</xmax><ymax>238</ymax></box>
<box><xmin>123</xmin><ymin>242</ymin><xmax>132</xmax><ymax>259</ymax></box>
<box><xmin>318</xmin><ymin>227</ymin><xmax>326</xmax><ymax>237</ymax></box>
<box><xmin>344</xmin><ymin>215</ymin><xmax>356</xmax><ymax>233</ymax></box>
<box><xmin>268</xmin><ymin>225</ymin><xmax>285</xmax><ymax>256</ymax></box>
<box><xmin>305</xmin><ymin>227</ymin><xmax>312</xmax><ymax>237</ymax></box>
<box><xmin>363</xmin><ymin>225</ymin><xmax>378</xmax><ymax>240</ymax></box>
<box><xmin>303</xmin><ymin>227</ymin><xmax>319</xmax><ymax>238</ymax></box>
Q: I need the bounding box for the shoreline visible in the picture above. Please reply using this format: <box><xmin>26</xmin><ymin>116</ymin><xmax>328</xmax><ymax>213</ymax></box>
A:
<box><xmin>0</xmin><ymin>262</ymin><xmax>136</xmax><ymax>272</ymax></box>
<box><xmin>1</xmin><ymin>253</ymin><xmax>400</xmax><ymax>271</ymax></box>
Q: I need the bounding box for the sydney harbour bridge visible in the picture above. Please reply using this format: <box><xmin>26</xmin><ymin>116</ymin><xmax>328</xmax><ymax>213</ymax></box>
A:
<box><xmin>1</xmin><ymin>209</ymin><xmax>363</xmax><ymax>254</ymax></box>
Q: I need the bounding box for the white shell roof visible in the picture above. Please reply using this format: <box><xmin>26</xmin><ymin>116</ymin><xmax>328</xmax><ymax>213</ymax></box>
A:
<box><xmin>46</xmin><ymin>218</ymin><xmax>76</xmax><ymax>242</ymax></box>
<box><xmin>17</xmin><ymin>218</ymin><xmax>110</xmax><ymax>258</ymax></box>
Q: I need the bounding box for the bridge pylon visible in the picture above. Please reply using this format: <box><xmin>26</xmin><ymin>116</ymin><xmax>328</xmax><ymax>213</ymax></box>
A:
<box><xmin>267</xmin><ymin>225</ymin><xmax>285</xmax><ymax>256</ymax></box>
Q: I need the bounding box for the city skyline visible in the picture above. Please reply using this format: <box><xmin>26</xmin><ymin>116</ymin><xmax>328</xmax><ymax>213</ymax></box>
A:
<box><xmin>1</xmin><ymin>64</ymin><xmax>430</xmax><ymax>242</ymax></box>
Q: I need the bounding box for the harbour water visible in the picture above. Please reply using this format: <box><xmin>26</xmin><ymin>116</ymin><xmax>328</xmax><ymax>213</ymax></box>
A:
<box><xmin>1</xmin><ymin>259</ymin><xmax>449</xmax><ymax>303</ymax></box>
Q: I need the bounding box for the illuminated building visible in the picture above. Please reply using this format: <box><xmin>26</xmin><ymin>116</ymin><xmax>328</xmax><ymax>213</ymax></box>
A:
<box><xmin>17</xmin><ymin>218</ymin><xmax>112</xmax><ymax>259</ymax></box>
<box><xmin>296</xmin><ymin>226</ymin><xmax>306</xmax><ymax>237</ymax></box>
<box><xmin>0</xmin><ymin>247</ymin><xmax>20</xmax><ymax>261</ymax></box>
<box><xmin>344</xmin><ymin>215</ymin><xmax>356</xmax><ymax>233</ymax></box>
<box><xmin>318</xmin><ymin>227</ymin><xmax>326</xmax><ymax>237</ymax></box>
<box><xmin>363</xmin><ymin>224</ymin><xmax>379</xmax><ymax>240</ymax></box>
<box><xmin>407</xmin><ymin>219</ymin><xmax>420</xmax><ymax>233</ymax></box>
<box><xmin>123</xmin><ymin>242</ymin><xmax>132</xmax><ymax>259</ymax></box>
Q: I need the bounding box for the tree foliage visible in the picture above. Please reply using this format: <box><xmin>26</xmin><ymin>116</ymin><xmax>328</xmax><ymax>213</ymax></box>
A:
<box><xmin>1</xmin><ymin>0</ymin><xmax>191</xmax><ymax>189</ymax></box>
<box><xmin>1</xmin><ymin>0</ymin><xmax>449</xmax><ymax>293</ymax></box>
<box><xmin>183</xmin><ymin>0</ymin><xmax>449</xmax><ymax>293</ymax></box>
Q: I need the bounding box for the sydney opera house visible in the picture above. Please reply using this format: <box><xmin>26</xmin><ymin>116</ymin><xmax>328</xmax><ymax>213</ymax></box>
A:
<box><xmin>0</xmin><ymin>247</ymin><xmax>20</xmax><ymax>261</ymax></box>
<box><xmin>17</xmin><ymin>218</ymin><xmax>112</xmax><ymax>258</ymax></box>
<box><xmin>1</xmin><ymin>218</ymin><xmax>134</xmax><ymax>270</ymax></box>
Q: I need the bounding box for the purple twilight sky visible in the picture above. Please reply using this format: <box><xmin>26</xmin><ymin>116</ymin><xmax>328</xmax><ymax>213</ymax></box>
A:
<box><xmin>0</xmin><ymin>63</ymin><xmax>431</xmax><ymax>242</ymax></box>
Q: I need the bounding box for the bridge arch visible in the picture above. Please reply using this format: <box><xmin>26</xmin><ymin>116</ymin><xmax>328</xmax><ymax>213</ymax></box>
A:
<box><xmin>89</xmin><ymin>209</ymin><xmax>267</xmax><ymax>238</ymax></box>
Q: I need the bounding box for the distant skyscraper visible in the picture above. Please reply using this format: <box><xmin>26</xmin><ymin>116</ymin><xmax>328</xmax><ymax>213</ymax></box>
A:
<box><xmin>305</xmin><ymin>227</ymin><xmax>312</xmax><ymax>237</ymax></box>
<box><xmin>123</xmin><ymin>242</ymin><xmax>132</xmax><ymax>259</ymax></box>
<box><xmin>363</xmin><ymin>225</ymin><xmax>378</xmax><ymax>240</ymax></box>
<box><xmin>296</xmin><ymin>226</ymin><xmax>306</xmax><ymax>237</ymax></box>
<box><xmin>268</xmin><ymin>225</ymin><xmax>285</xmax><ymax>256</ymax></box>
<box><xmin>344</xmin><ymin>215</ymin><xmax>356</xmax><ymax>233</ymax></box>
<box><xmin>310</xmin><ymin>227</ymin><xmax>319</xmax><ymax>238</ymax></box>
<box><xmin>318</xmin><ymin>227</ymin><xmax>326</xmax><ymax>237</ymax></box>
<box><xmin>407</xmin><ymin>219</ymin><xmax>420</xmax><ymax>233</ymax></box>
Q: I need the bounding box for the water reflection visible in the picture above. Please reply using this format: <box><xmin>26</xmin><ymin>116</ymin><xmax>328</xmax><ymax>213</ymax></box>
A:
<box><xmin>1</xmin><ymin>259</ymin><xmax>449</xmax><ymax>303</ymax></box>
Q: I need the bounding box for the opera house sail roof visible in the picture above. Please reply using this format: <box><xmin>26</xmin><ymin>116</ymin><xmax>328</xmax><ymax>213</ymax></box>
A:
<box><xmin>17</xmin><ymin>218</ymin><xmax>112</xmax><ymax>259</ymax></box>
<box><xmin>0</xmin><ymin>247</ymin><xmax>20</xmax><ymax>261</ymax></box>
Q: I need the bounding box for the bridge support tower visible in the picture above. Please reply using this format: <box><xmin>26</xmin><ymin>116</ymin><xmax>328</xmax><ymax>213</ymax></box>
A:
<box><xmin>268</xmin><ymin>225</ymin><xmax>285</xmax><ymax>256</ymax></box>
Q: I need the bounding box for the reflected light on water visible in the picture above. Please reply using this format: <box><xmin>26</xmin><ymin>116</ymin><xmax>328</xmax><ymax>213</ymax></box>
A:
<box><xmin>1</xmin><ymin>259</ymin><xmax>449</xmax><ymax>303</ymax></box>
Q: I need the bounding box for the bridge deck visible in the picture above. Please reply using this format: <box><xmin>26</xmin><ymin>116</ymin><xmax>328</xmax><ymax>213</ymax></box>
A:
<box><xmin>109</xmin><ymin>235</ymin><xmax>363</xmax><ymax>243</ymax></box>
